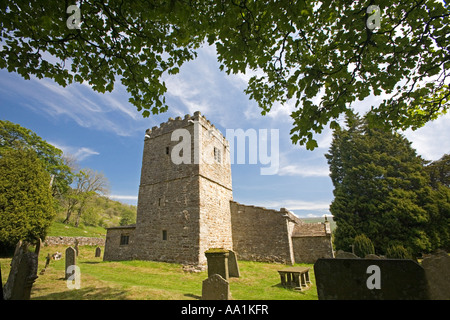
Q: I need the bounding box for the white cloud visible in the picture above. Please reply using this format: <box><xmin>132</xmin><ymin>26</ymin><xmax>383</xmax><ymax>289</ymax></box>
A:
<box><xmin>73</xmin><ymin>147</ymin><xmax>100</xmax><ymax>161</ymax></box>
<box><xmin>402</xmin><ymin>113</ymin><xmax>450</xmax><ymax>161</ymax></box>
<box><xmin>254</xmin><ymin>199</ymin><xmax>331</xmax><ymax>211</ymax></box>
<box><xmin>109</xmin><ymin>195</ymin><xmax>138</xmax><ymax>201</ymax></box>
<box><xmin>49</xmin><ymin>142</ymin><xmax>100</xmax><ymax>162</ymax></box>
<box><xmin>278</xmin><ymin>164</ymin><xmax>330</xmax><ymax>177</ymax></box>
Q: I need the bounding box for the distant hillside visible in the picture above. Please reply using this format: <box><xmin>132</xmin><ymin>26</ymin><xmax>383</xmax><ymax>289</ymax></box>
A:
<box><xmin>53</xmin><ymin>194</ymin><xmax>137</xmax><ymax>235</ymax></box>
<box><xmin>300</xmin><ymin>216</ymin><xmax>336</xmax><ymax>232</ymax></box>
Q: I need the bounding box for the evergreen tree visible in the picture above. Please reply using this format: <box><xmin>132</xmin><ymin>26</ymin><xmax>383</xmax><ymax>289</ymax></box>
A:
<box><xmin>326</xmin><ymin>113</ymin><xmax>435</xmax><ymax>257</ymax></box>
<box><xmin>353</xmin><ymin>234</ymin><xmax>375</xmax><ymax>258</ymax></box>
<box><xmin>0</xmin><ymin>148</ymin><xmax>55</xmax><ymax>250</ymax></box>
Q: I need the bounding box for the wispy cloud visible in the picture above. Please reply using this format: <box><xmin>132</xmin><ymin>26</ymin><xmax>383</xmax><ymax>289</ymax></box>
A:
<box><xmin>278</xmin><ymin>164</ymin><xmax>330</xmax><ymax>177</ymax></box>
<box><xmin>0</xmin><ymin>70</ymin><xmax>147</xmax><ymax>137</ymax></box>
<box><xmin>49</xmin><ymin>142</ymin><xmax>100</xmax><ymax>162</ymax></box>
<box><xmin>73</xmin><ymin>147</ymin><xmax>100</xmax><ymax>161</ymax></box>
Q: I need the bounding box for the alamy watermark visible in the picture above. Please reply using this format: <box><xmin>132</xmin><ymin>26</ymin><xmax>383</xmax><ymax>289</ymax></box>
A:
<box><xmin>366</xmin><ymin>5</ymin><xmax>381</xmax><ymax>31</ymax></box>
<box><xmin>66</xmin><ymin>5</ymin><xmax>81</xmax><ymax>30</ymax></box>
<box><xmin>169</xmin><ymin>120</ymin><xmax>279</xmax><ymax>175</ymax></box>
<box><xmin>66</xmin><ymin>265</ymin><xmax>81</xmax><ymax>290</ymax></box>
<box><xmin>66</xmin><ymin>4</ymin><xmax>381</xmax><ymax>31</ymax></box>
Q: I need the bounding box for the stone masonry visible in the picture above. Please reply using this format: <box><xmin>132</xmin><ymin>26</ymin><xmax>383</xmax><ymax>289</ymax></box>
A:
<box><xmin>103</xmin><ymin>112</ymin><xmax>334</xmax><ymax>266</ymax></box>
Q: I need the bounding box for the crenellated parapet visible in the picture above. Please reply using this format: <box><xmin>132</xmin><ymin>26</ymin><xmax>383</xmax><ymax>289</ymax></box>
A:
<box><xmin>145</xmin><ymin>111</ymin><xmax>229</xmax><ymax>148</ymax></box>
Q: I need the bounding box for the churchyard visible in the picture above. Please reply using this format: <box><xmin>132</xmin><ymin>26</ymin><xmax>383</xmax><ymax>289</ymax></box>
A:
<box><xmin>0</xmin><ymin>244</ymin><xmax>318</xmax><ymax>300</ymax></box>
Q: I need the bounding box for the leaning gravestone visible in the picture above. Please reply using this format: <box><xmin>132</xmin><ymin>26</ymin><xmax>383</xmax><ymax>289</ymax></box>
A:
<box><xmin>202</xmin><ymin>274</ymin><xmax>231</xmax><ymax>300</ymax></box>
<box><xmin>65</xmin><ymin>247</ymin><xmax>77</xmax><ymax>280</ymax></box>
<box><xmin>3</xmin><ymin>240</ymin><xmax>40</xmax><ymax>300</ymax></box>
<box><xmin>314</xmin><ymin>258</ymin><xmax>429</xmax><ymax>300</ymax></box>
<box><xmin>228</xmin><ymin>250</ymin><xmax>240</xmax><ymax>278</ymax></box>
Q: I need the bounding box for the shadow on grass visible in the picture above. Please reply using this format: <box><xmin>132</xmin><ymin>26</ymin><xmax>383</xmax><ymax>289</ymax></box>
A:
<box><xmin>32</xmin><ymin>285</ymin><xmax>129</xmax><ymax>300</ymax></box>
<box><xmin>184</xmin><ymin>293</ymin><xmax>201</xmax><ymax>300</ymax></box>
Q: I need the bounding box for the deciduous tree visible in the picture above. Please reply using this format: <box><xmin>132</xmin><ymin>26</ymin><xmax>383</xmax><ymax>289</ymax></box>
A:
<box><xmin>1</xmin><ymin>1</ymin><xmax>448</xmax><ymax>149</ymax></box>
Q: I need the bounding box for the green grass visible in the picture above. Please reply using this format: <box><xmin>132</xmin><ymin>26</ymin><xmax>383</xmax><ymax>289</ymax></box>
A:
<box><xmin>0</xmin><ymin>245</ymin><xmax>318</xmax><ymax>300</ymax></box>
<box><xmin>47</xmin><ymin>221</ymin><xmax>107</xmax><ymax>238</ymax></box>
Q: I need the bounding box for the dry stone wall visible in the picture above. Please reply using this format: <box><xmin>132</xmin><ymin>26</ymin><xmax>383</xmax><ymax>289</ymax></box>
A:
<box><xmin>44</xmin><ymin>236</ymin><xmax>105</xmax><ymax>247</ymax></box>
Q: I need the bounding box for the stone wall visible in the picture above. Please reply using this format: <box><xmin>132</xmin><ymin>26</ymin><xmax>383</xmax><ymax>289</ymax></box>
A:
<box><xmin>103</xmin><ymin>225</ymin><xmax>135</xmax><ymax>261</ymax></box>
<box><xmin>292</xmin><ymin>235</ymin><xmax>334</xmax><ymax>263</ymax></box>
<box><xmin>291</xmin><ymin>222</ymin><xmax>334</xmax><ymax>263</ymax></box>
<box><xmin>230</xmin><ymin>201</ymin><xmax>296</xmax><ymax>264</ymax></box>
<box><xmin>44</xmin><ymin>236</ymin><xmax>105</xmax><ymax>247</ymax></box>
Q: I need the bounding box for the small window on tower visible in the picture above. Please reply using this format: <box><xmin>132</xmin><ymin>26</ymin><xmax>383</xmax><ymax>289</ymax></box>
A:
<box><xmin>214</xmin><ymin>147</ymin><xmax>221</xmax><ymax>163</ymax></box>
<box><xmin>166</xmin><ymin>146</ymin><xmax>170</xmax><ymax>155</ymax></box>
<box><xmin>162</xmin><ymin>230</ymin><xmax>168</xmax><ymax>240</ymax></box>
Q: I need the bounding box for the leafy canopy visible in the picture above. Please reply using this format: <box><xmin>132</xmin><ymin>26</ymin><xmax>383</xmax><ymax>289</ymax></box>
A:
<box><xmin>1</xmin><ymin>1</ymin><xmax>449</xmax><ymax>149</ymax></box>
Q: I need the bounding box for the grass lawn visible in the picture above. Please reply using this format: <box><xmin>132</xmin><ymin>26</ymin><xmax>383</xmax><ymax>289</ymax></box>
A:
<box><xmin>47</xmin><ymin>222</ymin><xmax>107</xmax><ymax>238</ymax></box>
<box><xmin>0</xmin><ymin>245</ymin><xmax>318</xmax><ymax>300</ymax></box>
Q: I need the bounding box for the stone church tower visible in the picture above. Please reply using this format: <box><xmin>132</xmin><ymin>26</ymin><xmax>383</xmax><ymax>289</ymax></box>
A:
<box><xmin>104</xmin><ymin>111</ymin><xmax>334</xmax><ymax>266</ymax></box>
<box><xmin>104</xmin><ymin>111</ymin><xmax>233</xmax><ymax>266</ymax></box>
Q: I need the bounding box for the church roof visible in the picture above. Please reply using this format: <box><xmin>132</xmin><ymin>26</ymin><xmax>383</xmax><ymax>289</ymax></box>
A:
<box><xmin>292</xmin><ymin>222</ymin><xmax>329</xmax><ymax>237</ymax></box>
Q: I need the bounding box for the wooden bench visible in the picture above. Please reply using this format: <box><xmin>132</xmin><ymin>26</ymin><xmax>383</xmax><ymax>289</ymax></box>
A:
<box><xmin>278</xmin><ymin>266</ymin><xmax>311</xmax><ymax>290</ymax></box>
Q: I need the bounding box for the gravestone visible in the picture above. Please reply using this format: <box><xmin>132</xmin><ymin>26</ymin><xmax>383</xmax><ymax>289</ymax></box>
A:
<box><xmin>202</xmin><ymin>274</ymin><xmax>231</xmax><ymax>300</ymax></box>
<box><xmin>228</xmin><ymin>250</ymin><xmax>240</xmax><ymax>278</ymax></box>
<box><xmin>40</xmin><ymin>254</ymin><xmax>52</xmax><ymax>275</ymax></box>
<box><xmin>314</xmin><ymin>258</ymin><xmax>429</xmax><ymax>300</ymax></box>
<box><xmin>335</xmin><ymin>251</ymin><xmax>359</xmax><ymax>259</ymax></box>
<box><xmin>74</xmin><ymin>238</ymin><xmax>79</xmax><ymax>256</ymax></box>
<box><xmin>205</xmin><ymin>248</ymin><xmax>229</xmax><ymax>280</ymax></box>
<box><xmin>0</xmin><ymin>264</ymin><xmax>3</xmax><ymax>300</ymax></box>
<box><xmin>95</xmin><ymin>247</ymin><xmax>101</xmax><ymax>258</ymax></box>
<box><xmin>65</xmin><ymin>247</ymin><xmax>77</xmax><ymax>280</ymax></box>
<box><xmin>422</xmin><ymin>250</ymin><xmax>450</xmax><ymax>300</ymax></box>
<box><xmin>3</xmin><ymin>241</ymin><xmax>40</xmax><ymax>300</ymax></box>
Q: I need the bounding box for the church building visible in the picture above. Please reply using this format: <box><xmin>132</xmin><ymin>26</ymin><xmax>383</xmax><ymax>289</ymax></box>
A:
<box><xmin>103</xmin><ymin>111</ymin><xmax>333</xmax><ymax>266</ymax></box>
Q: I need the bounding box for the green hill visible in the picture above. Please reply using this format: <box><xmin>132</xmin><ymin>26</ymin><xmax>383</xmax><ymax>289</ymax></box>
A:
<box><xmin>52</xmin><ymin>195</ymin><xmax>137</xmax><ymax>237</ymax></box>
<box><xmin>300</xmin><ymin>216</ymin><xmax>336</xmax><ymax>232</ymax></box>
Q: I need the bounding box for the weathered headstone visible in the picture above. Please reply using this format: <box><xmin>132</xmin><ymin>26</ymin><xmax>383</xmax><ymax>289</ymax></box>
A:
<box><xmin>74</xmin><ymin>238</ymin><xmax>79</xmax><ymax>256</ymax></box>
<box><xmin>228</xmin><ymin>250</ymin><xmax>240</xmax><ymax>278</ymax></box>
<box><xmin>65</xmin><ymin>247</ymin><xmax>77</xmax><ymax>280</ymax></box>
<box><xmin>95</xmin><ymin>247</ymin><xmax>101</xmax><ymax>258</ymax></box>
<box><xmin>3</xmin><ymin>241</ymin><xmax>40</xmax><ymax>300</ymax></box>
<box><xmin>202</xmin><ymin>274</ymin><xmax>231</xmax><ymax>300</ymax></box>
<box><xmin>422</xmin><ymin>250</ymin><xmax>450</xmax><ymax>300</ymax></box>
<box><xmin>0</xmin><ymin>264</ymin><xmax>4</xmax><ymax>301</ymax></box>
<box><xmin>40</xmin><ymin>253</ymin><xmax>52</xmax><ymax>275</ymax></box>
<box><xmin>205</xmin><ymin>248</ymin><xmax>229</xmax><ymax>280</ymax></box>
<box><xmin>314</xmin><ymin>258</ymin><xmax>429</xmax><ymax>300</ymax></box>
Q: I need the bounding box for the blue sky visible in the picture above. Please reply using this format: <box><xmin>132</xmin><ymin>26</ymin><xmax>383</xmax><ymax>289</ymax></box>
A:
<box><xmin>0</xmin><ymin>44</ymin><xmax>449</xmax><ymax>218</ymax></box>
